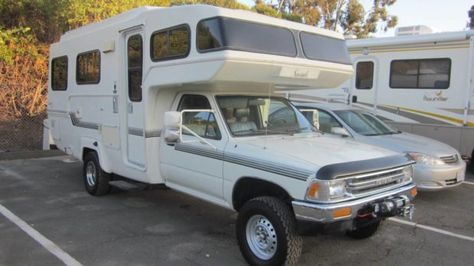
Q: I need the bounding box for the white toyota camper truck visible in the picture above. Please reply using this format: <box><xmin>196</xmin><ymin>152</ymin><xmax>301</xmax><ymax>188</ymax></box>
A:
<box><xmin>288</xmin><ymin>30</ymin><xmax>474</xmax><ymax>165</ymax></box>
<box><xmin>47</xmin><ymin>5</ymin><xmax>417</xmax><ymax>265</ymax></box>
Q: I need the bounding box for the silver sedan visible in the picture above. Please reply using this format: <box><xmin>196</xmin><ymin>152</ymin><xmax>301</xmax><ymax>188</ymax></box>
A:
<box><xmin>295</xmin><ymin>102</ymin><xmax>466</xmax><ymax>191</ymax></box>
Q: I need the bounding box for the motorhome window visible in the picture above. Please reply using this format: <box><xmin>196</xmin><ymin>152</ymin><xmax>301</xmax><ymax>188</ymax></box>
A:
<box><xmin>216</xmin><ymin>96</ymin><xmax>312</xmax><ymax>137</ymax></box>
<box><xmin>76</xmin><ymin>50</ymin><xmax>100</xmax><ymax>84</ymax></box>
<box><xmin>127</xmin><ymin>34</ymin><xmax>143</xmax><ymax>102</ymax></box>
<box><xmin>197</xmin><ymin>17</ymin><xmax>297</xmax><ymax>57</ymax></box>
<box><xmin>177</xmin><ymin>94</ymin><xmax>221</xmax><ymax>140</ymax></box>
<box><xmin>51</xmin><ymin>56</ymin><xmax>68</xmax><ymax>91</ymax></box>
<box><xmin>356</xmin><ymin>61</ymin><xmax>374</xmax><ymax>89</ymax></box>
<box><xmin>151</xmin><ymin>25</ymin><xmax>190</xmax><ymax>61</ymax></box>
<box><xmin>300</xmin><ymin>32</ymin><xmax>351</xmax><ymax>65</ymax></box>
<box><xmin>390</xmin><ymin>58</ymin><xmax>451</xmax><ymax>89</ymax></box>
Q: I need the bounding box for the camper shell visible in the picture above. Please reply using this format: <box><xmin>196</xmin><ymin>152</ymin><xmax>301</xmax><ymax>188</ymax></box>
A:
<box><xmin>47</xmin><ymin>5</ymin><xmax>416</xmax><ymax>265</ymax></box>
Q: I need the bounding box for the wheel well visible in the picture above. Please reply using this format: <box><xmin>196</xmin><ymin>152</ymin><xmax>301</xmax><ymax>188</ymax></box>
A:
<box><xmin>82</xmin><ymin>148</ymin><xmax>96</xmax><ymax>161</ymax></box>
<box><xmin>232</xmin><ymin>177</ymin><xmax>293</xmax><ymax>211</ymax></box>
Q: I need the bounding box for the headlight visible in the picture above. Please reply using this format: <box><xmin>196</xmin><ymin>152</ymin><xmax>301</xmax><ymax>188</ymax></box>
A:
<box><xmin>306</xmin><ymin>179</ymin><xmax>348</xmax><ymax>202</ymax></box>
<box><xmin>402</xmin><ymin>165</ymin><xmax>414</xmax><ymax>183</ymax></box>
<box><xmin>407</xmin><ymin>152</ymin><xmax>444</xmax><ymax>165</ymax></box>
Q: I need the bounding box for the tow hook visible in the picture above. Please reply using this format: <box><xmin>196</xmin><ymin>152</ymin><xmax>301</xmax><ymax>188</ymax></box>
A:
<box><xmin>371</xmin><ymin>195</ymin><xmax>415</xmax><ymax>220</ymax></box>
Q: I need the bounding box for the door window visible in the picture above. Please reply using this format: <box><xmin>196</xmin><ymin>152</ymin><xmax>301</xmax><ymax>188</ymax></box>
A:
<box><xmin>317</xmin><ymin>110</ymin><xmax>343</xmax><ymax>134</ymax></box>
<box><xmin>355</xmin><ymin>61</ymin><xmax>374</xmax><ymax>89</ymax></box>
<box><xmin>127</xmin><ymin>34</ymin><xmax>143</xmax><ymax>102</ymax></box>
<box><xmin>177</xmin><ymin>95</ymin><xmax>221</xmax><ymax>140</ymax></box>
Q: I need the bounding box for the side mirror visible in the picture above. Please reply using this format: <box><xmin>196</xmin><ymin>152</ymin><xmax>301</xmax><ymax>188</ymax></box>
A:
<box><xmin>163</xmin><ymin>111</ymin><xmax>181</xmax><ymax>143</ymax></box>
<box><xmin>331</xmin><ymin>127</ymin><xmax>350</xmax><ymax>137</ymax></box>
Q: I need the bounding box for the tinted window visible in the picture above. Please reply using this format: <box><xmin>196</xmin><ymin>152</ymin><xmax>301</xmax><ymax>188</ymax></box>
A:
<box><xmin>128</xmin><ymin>35</ymin><xmax>143</xmax><ymax>102</ymax></box>
<box><xmin>76</xmin><ymin>50</ymin><xmax>100</xmax><ymax>84</ymax></box>
<box><xmin>51</xmin><ymin>56</ymin><xmax>68</xmax><ymax>91</ymax></box>
<box><xmin>197</xmin><ymin>17</ymin><xmax>297</xmax><ymax>57</ymax></box>
<box><xmin>300</xmin><ymin>32</ymin><xmax>351</xmax><ymax>65</ymax></box>
<box><xmin>356</xmin><ymin>61</ymin><xmax>374</xmax><ymax>89</ymax></box>
<box><xmin>390</xmin><ymin>58</ymin><xmax>451</xmax><ymax>89</ymax></box>
<box><xmin>151</xmin><ymin>25</ymin><xmax>190</xmax><ymax>61</ymax></box>
<box><xmin>177</xmin><ymin>95</ymin><xmax>220</xmax><ymax>140</ymax></box>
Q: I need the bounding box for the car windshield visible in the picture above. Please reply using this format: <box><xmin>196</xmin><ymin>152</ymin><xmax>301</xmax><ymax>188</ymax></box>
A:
<box><xmin>216</xmin><ymin>95</ymin><xmax>313</xmax><ymax>137</ymax></box>
<box><xmin>334</xmin><ymin>110</ymin><xmax>399</xmax><ymax>136</ymax></box>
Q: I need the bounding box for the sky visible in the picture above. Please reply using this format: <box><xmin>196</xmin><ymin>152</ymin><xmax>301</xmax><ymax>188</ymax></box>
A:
<box><xmin>237</xmin><ymin>0</ymin><xmax>474</xmax><ymax>36</ymax></box>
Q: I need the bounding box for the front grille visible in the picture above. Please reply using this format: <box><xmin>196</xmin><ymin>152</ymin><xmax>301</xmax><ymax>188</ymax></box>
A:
<box><xmin>440</xmin><ymin>154</ymin><xmax>459</xmax><ymax>164</ymax></box>
<box><xmin>345</xmin><ymin>168</ymin><xmax>406</xmax><ymax>196</ymax></box>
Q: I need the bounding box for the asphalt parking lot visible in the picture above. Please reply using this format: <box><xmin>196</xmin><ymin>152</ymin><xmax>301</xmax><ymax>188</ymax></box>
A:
<box><xmin>0</xmin><ymin>155</ymin><xmax>473</xmax><ymax>266</ymax></box>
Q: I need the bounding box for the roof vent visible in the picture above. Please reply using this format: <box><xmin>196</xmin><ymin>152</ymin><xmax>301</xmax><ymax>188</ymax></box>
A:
<box><xmin>395</xmin><ymin>25</ymin><xmax>433</xmax><ymax>36</ymax></box>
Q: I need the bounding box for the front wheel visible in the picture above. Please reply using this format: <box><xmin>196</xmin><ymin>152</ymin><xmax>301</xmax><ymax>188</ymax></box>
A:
<box><xmin>236</xmin><ymin>196</ymin><xmax>302</xmax><ymax>266</ymax></box>
<box><xmin>83</xmin><ymin>152</ymin><xmax>111</xmax><ymax>196</ymax></box>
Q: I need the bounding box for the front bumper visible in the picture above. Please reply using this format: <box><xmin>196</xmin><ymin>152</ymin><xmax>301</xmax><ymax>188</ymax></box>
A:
<box><xmin>414</xmin><ymin>161</ymin><xmax>466</xmax><ymax>191</ymax></box>
<box><xmin>292</xmin><ymin>183</ymin><xmax>416</xmax><ymax>223</ymax></box>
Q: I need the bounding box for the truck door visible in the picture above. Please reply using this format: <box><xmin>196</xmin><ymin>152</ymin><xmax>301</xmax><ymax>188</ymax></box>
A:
<box><xmin>125</xmin><ymin>31</ymin><xmax>146</xmax><ymax>168</ymax></box>
<box><xmin>160</xmin><ymin>94</ymin><xmax>227</xmax><ymax>204</ymax></box>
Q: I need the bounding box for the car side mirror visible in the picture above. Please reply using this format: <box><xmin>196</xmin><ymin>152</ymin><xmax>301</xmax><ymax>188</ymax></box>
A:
<box><xmin>163</xmin><ymin>111</ymin><xmax>181</xmax><ymax>143</ymax></box>
<box><xmin>331</xmin><ymin>127</ymin><xmax>350</xmax><ymax>137</ymax></box>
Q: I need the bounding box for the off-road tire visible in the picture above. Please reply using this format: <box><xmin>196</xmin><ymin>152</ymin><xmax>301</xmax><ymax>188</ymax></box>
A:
<box><xmin>346</xmin><ymin>220</ymin><xmax>381</xmax><ymax>239</ymax></box>
<box><xmin>83</xmin><ymin>152</ymin><xmax>111</xmax><ymax>196</ymax></box>
<box><xmin>236</xmin><ymin>196</ymin><xmax>303</xmax><ymax>266</ymax></box>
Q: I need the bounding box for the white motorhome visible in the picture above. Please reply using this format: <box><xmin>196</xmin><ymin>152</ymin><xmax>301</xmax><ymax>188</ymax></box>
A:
<box><xmin>288</xmin><ymin>30</ymin><xmax>474</xmax><ymax>164</ymax></box>
<box><xmin>47</xmin><ymin>5</ymin><xmax>417</xmax><ymax>265</ymax></box>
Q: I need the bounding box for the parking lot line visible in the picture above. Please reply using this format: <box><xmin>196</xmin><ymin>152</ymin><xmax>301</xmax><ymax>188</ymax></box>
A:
<box><xmin>0</xmin><ymin>204</ymin><xmax>82</xmax><ymax>266</ymax></box>
<box><xmin>389</xmin><ymin>217</ymin><xmax>474</xmax><ymax>242</ymax></box>
<box><xmin>463</xmin><ymin>181</ymin><xmax>474</xmax><ymax>185</ymax></box>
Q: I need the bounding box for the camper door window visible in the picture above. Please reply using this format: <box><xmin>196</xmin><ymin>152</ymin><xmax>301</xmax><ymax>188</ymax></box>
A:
<box><xmin>76</xmin><ymin>50</ymin><xmax>100</xmax><ymax>84</ymax></box>
<box><xmin>355</xmin><ymin>61</ymin><xmax>374</xmax><ymax>90</ymax></box>
<box><xmin>51</xmin><ymin>56</ymin><xmax>68</xmax><ymax>91</ymax></box>
<box><xmin>390</xmin><ymin>58</ymin><xmax>451</xmax><ymax>89</ymax></box>
<box><xmin>151</xmin><ymin>24</ymin><xmax>190</xmax><ymax>61</ymax></box>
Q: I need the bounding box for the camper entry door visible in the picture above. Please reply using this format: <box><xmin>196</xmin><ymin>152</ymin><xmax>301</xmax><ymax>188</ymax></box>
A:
<box><xmin>125</xmin><ymin>31</ymin><xmax>146</xmax><ymax>168</ymax></box>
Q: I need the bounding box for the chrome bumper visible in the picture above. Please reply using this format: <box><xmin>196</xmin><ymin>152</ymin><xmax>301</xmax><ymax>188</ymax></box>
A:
<box><xmin>292</xmin><ymin>183</ymin><xmax>416</xmax><ymax>223</ymax></box>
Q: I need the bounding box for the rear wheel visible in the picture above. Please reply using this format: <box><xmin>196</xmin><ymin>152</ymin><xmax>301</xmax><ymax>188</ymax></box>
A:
<box><xmin>83</xmin><ymin>152</ymin><xmax>110</xmax><ymax>196</ymax></box>
<box><xmin>236</xmin><ymin>196</ymin><xmax>302</xmax><ymax>266</ymax></box>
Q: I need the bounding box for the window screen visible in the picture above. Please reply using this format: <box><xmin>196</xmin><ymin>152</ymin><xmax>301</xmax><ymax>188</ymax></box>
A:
<box><xmin>76</xmin><ymin>50</ymin><xmax>100</xmax><ymax>84</ymax></box>
<box><xmin>51</xmin><ymin>56</ymin><xmax>68</xmax><ymax>91</ymax></box>
<box><xmin>151</xmin><ymin>25</ymin><xmax>190</xmax><ymax>61</ymax></box>
<box><xmin>355</xmin><ymin>61</ymin><xmax>374</xmax><ymax>89</ymax></box>
<box><xmin>390</xmin><ymin>58</ymin><xmax>451</xmax><ymax>89</ymax></box>
<box><xmin>128</xmin><ymin>35</ymin><xmax>143</xmax><ymax>102</ymax></box>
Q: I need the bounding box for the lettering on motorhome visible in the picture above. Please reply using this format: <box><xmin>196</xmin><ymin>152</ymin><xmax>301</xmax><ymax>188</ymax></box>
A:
<box><xmin>423</xmin><ymin>91</ymin><xmax>448</xmax><ymax>102</ymax></box>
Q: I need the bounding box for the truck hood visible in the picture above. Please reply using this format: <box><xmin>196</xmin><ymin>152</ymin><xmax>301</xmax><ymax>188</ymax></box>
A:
<box><xmin>358</xmin><ymin>132</ymin><xmax>458</xmax><ymax>157</ymax></box>
<box><xmin>230</xmin><ymin>133</ymin><xmax>399</xmax><ymax>171</ymax></box>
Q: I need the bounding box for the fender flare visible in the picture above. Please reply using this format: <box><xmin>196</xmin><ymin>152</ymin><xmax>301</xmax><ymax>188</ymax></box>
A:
<box><xmin>80</xmin><ymin>137</ymin><xmax>112</xmax><ymax>173</ymax></box>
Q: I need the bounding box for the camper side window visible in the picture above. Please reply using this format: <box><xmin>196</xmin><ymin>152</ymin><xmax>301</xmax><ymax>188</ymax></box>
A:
<box><xmin>51</xmin><ymin>56</ymin><xmax>68</xmax><ymax>91</ymax></box>
<box><xmin>356</xmin><ymin>61</ymin><xmax>374</xmax><ymax>90</ymax></box>
<box><xmin>128</xmin><ymin>35</ymin><xmax>143</xmax><ymax>102</ymax></box>
<box><xmin>151</xmin><ymin>25</ymin><xmax>190</xmax><ymax>61</ymax></box>
<box><xmin>177</xmin><ymin>95</ymin><xmax>221</xmax><ymax>140</ymax></box>
<box><xmin>390</xmin><ymin>58</ymin><xmax>451</xmax><ymax>89</ymax></box>
<box><xmin>76</xmin><ymin>50</ymin><xmax>100</xmax><ymax>84</ymax></box>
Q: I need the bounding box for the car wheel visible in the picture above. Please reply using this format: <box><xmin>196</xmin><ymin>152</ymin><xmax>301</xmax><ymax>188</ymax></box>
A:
<box><xmin>236</xmin><ymin>196</ymin><xmax>302</xmax><ymax>266</ymax></box>
<box><xmin>83</xmin><ymin>151</ymin><xmax>110</xmax><ymax>196</ymax></box>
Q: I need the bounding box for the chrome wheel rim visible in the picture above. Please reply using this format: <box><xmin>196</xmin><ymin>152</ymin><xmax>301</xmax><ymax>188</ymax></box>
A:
<box><xmin>85</xmin><ymin>161</ymin><xmax>97</xmax><ymax>187</ymax></box>
<box><xmin>246</xmin><ymin>215</ymin><xmax>277</xmax><ymax>260</ymax></box>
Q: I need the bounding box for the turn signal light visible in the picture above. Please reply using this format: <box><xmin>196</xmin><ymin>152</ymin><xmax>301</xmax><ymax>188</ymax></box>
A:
<box><xmin>332</xmin><ymin>207</ymin><xmax>352</xmax><ymax>219</ymax></box>
<box><xmin>411</xmin><ymin>187</ymin><xmax>418</xmax><ymax>197</ymax></box>
<box><xmin>307</xmin><ymin>183</ymin><xmax>320</xmax><ymax>199</ymax></box>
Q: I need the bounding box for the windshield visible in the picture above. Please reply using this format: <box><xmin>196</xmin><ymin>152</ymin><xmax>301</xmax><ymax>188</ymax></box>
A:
<box><xmin>334</xmin><ymin>110</ymin><xmax>399</xmax><ymax>136</ymax></box>
<box><xmin>216</xmin><ymin>96</ymin><xmax>313</xmax><ymax>137</ymax></box>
